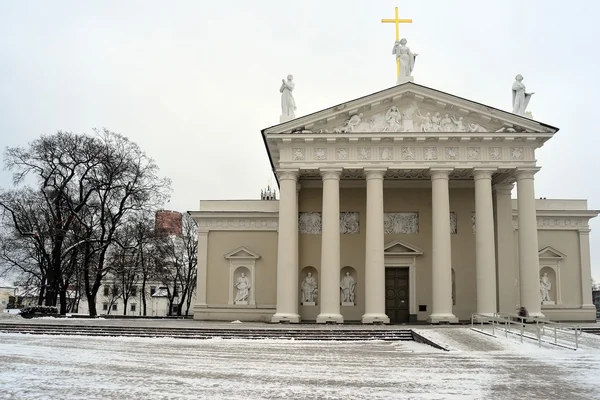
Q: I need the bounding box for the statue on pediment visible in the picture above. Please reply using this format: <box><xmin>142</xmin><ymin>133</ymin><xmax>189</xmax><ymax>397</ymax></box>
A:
<box><xmin>441</xmin><ymin>114</ymin><xmax>454</xmax><ymax>132</ymax></box>
<box><xmin>468</xmin><ymin>122</ymin><xmax>488</xmax><ymax>132</ymax></box>
<box><xmin>416</xmin><ymin>110</ymin><xmax>433</xmax><ymax>132</ymax></box>
<box><xmin>280</xmin><ymin>74</ymin><xmax>297</xmax><ymax>121</ymax></box>
<box><xmin>392</xmin><ymin>38</ymin><xmax>417</xmax><ymax>77</ymax></box>
<box><xmin>512</xmin><ymin>74</ymin><xmax>534</xmax><ymax>116</ymax></box>
<box><xmin>384</xmin><ymin>106</ymin><xmax>403</xmax><ymax>132</ymax></box>
<box><xmin>451</xmin><ymin>116</ymin><xmax>467</xmax><ymax>132</ymax></box>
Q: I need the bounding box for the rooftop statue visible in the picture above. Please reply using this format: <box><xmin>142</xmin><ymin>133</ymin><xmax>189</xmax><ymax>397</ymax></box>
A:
<box><xmin>392</xmin><ymin>38</ymin><xmax>417</xmax><ymax>78</ymax></box>
<box><xmin>280</xmin><ymin>74</ymin><xmax>296</xmax><ymax>123</ymax></box>
<box><xmin>512</xmin><ymin>74</ymin><xmax>534</xmax><ymax>116</ymax></box>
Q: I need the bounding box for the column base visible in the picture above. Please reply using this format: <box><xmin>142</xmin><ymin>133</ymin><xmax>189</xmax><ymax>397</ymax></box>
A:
<box><xmin>525</xmin><ymin>311</ymin><xmax>545</xmax><ymax>320</ymax></box>
<box><xmin>271</xmin><ymin>313</ymin><xmax>301</xmax><ymax>323</ymax></box>
<box><xmin>362</xmin><ymin>313</ymin><xmax>390</xmax><ymax>324</ymax></box>
<box><xmin>316</xmin><ymin>313</ymin><xmax>344</xmax><ymax>324</ymax></box>
<box><xmin>428</xmin><ymin>313</ymin><xmax>459</xmax><ymax>324</ymax></box>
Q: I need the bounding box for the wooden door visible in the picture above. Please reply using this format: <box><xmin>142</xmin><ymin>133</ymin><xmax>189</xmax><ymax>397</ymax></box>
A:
<box><xmin>385</xmin><ymin>267</ymin><xmax>409</xmax><ymax>323</ymax></box>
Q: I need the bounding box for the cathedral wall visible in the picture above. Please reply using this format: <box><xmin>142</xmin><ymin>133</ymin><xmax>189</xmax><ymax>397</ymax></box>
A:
<box><xmin>298</xmin><ymin>184</ymin><xmax>479</xmax><ymax>322</ymax></box>
<box><xmin>206</xmin><ymin>231</ymin><xmax>278</xmax><ymax>309</ymax></box>
<box><xmin>537</xmin><ymin>230</ymin><xmax>582</xmax><ymax>306</ymax></box>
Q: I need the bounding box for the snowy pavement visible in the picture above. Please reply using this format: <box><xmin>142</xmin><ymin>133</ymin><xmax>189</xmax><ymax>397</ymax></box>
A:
<box><xmin>2</xmin><ymin>328</ymin><xmax>600</xmax><ymax>399</ymax></box>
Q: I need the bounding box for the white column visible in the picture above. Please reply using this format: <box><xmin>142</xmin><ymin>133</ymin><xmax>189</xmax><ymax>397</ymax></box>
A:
<box><xmin>194</xmin><ymin>230</ymin><xmax>209</xmax><ymax>309</ymax></box>
<box><xmin>474</xmin><ymin>169</ymin><xmax>497</xmax><ymax>315</ymax></box>
<box><xmin>579</xmin><ymin>229</ymin><xmax>595</xmax><ymax>308</ymax></box>
<box><xmin>429</xmin><ymin>169</ymin><xmax>458</xmax><ymax>323</ymax></box>
<box><xmin>317</xmin><ymin>169</ymin><xmax>343</xmax><ymax>323</ymax></box>
<box><xmin>516</xmin><ymin>169</ymin><xmax>544</xmax><ymax>319</ymax></box>
<box><xmin>493</xmin><ymin>183</ymin><xmax>517</xmax><ymax>314</ymax></box>
<box><xmin>362</xmin><ymin>168</ymin><xmax>390</xmax><ymax>324</ymax></box>
<box><xmin>272</xmin><ymin>170</ymin><xmax>301</xmax><ymax>323</ymax></box>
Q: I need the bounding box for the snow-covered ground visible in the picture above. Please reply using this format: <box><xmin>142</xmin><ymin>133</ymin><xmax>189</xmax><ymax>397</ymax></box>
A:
<box><xmin>1</xmin><ymin>328</ymin><xmax>600</xmax><ymax>399</ymax></box>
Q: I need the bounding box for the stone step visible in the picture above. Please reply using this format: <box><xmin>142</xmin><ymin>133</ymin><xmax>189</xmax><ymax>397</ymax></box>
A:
<box><xmin>0</xmin><ymin>323</ymin><xmax>414</xmax><ymax>341</ymax></box>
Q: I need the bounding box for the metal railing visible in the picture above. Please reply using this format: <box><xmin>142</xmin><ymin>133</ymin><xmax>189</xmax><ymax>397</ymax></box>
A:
<box><xmin>471</xmin><ymin>313</ymin><xmax>582</xmax><ymax>350</ymax></box>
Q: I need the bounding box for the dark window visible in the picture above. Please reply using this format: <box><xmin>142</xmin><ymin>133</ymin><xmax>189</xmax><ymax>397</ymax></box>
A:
<box><xmin>419</xmin><ymin>305</ymin><xmax>427</xmax><ymax>312</ymax></box>
<box><xmin>112</xmin><ymin>286</ymin><xmax>119</xmax><ymax>296</ymax></box>
<box><xmin>112</xmin><ymin>304</ymin><xmax>117</xmax><ymax>311</ymax></box>
<box><xmin>103</xmin><ymin>287</ymin><xmax>109</xmax><ymax>296</ymax></box>
<box><xmin>150</xmin><ymin>286</ymin><xmax>156</xmax><ymax>296</ymax></box>
<box><xmin>131</xmin><ymin>287</ymin><xmax>137</xmax><ymax>297</ymax></box>
<box><xmin>130</xmin><ymin>304</ymin><xmax>136</xmax><ymax>312</ymax></box>
<box><xmin>102</xmin><ymin>303</ymin><xmax>108</xmax><ymax>311</ymax></box>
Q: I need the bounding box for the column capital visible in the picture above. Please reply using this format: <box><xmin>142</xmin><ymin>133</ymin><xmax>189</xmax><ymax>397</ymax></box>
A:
<box><xmin>276</xmin><ymin>169</ymin><xmax>299</xmax><ymax>182</ymax></box>
<box><xmin>319</xmin><ymin>168</ymin><xmax>343</xmax><ymax>181</ymax></box>
<box><xmin>493</xmin><ymin>183</ymin><xmax>514</xmax><ymax>195</ymax></box>
<box><xmin>515</xmin><ymin>167</ymin><xmax>541</xmax><ymax>180</ymax></box>
<box><xmin>430</xmin><ymin>168</ymin><xmax>452</xmax><ymax>180</ymax></box>
<box><xmin>473</xmin><ymin>168</ymin><xmax>496</xmax><ymax>181</ymax></box>
<box><xmin>364</xmin><ymin>168</ymin><xmax>386</xmax><ymax>180</ymax></box>
<box><xmin>579</xmin><ymin>228</ymin><xmax>591</xmax><ymax>235</ymax></box>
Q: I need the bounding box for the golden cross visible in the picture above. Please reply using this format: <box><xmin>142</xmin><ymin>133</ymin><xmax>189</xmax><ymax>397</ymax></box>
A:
<box><xmin>381</xmin><ymin>6</ymin><xmax>413</xmax><ymax>77</ymax></box>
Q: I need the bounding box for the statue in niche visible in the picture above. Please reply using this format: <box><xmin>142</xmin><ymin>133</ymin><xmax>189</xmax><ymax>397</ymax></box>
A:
<box><xmin>301</xmin><ymin>272</ymin><xmax>318</xmax><ymax>304</ymax></box>
<box><xmin>512</xmin><ymin>74</ymin><xmax>534</xmax><ymax>116</ymax></box>
<box><xmin>416</xmin><ymin>110</ymin><xmax>433</xmax><ymax>132</ymax></box>
<box><xmin>340</xmin><ymin>272</ymin><xmax>356</xmax><ymax>304</ymax></box>
<box><xmin>441</xmin><ymin>114</ymin><xmax>454</xmax><ymax>132</ymax></box>
<box><xmin>384</xmin><ymin>106</ymin><xmax>403</xmax><ymax>132</ymax></box>
<box><xmin>392</xmin><ymin>38</ymin><xmax>418</xmax><ymax>77</ymax></box>
<box><xmin>451</xmin><ymin>116</ymin><xmax>466</xmax><ymax>132</ymax></box>
<box><xmin>234</xmin><ymin>272</ymin><xmax>251</xmax><ymax>303</ymax></box>
<box><xmin>280</xmin><ymin>74</ymin><xmax>296</xmax><ymax>120</ymax></box>
<box><xmin>540</xmin><ymin>272</ymin><xmax>552</xmax><ymax>302</ymax></box>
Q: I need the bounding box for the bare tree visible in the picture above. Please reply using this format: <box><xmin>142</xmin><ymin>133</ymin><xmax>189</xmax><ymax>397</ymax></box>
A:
<box><xmin>153</xmin><ymin>213</ymin><xmax>197</xmax><ymax>316</ymax></box>
<box><xmin>2</xmin><ymin>130</ymin><xmax>171</xmax><ymax>316</ymax></box>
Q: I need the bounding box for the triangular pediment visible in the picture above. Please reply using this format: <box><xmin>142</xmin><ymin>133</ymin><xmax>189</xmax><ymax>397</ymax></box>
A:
<box><xmin>538</xmin><ymin>246</ymin><xmax>566</xmax><ymax>259</ymax></box>
<box><xmin>224</xmin><ymin>246</ymin><xmax>261</xmax><ymax>260</ymax></box>
<box><xmin>263</xmin><ymin>82</ymin><xmax>557</xmax><ymax>135</ymax></box>
<box><xmin>384</xmin><ymin>240</ymin><xmax>423</xmax><ymax>256</ymax></box>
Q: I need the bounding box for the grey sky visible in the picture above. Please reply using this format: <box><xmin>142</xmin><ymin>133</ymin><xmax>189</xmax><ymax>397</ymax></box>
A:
<box><xmin>1</xmin><ymin>1</ymin><xmax>599</xmax><ymax>276</ymax></box>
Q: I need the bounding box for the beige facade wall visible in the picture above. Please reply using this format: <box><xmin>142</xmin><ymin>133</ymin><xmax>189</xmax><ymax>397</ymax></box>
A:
<box><xmin>193</xmin><ymin>195</ymin><xmax>597</xmax><ymax>323</ymax></box>
<box><xmin>203</xmin><ymin>231</ymin><xmax>278</xmax><ymax>318</ymax></box>
<box><xmin>297</xmin><ymin>185</ymin><xmax>479</xmax><ymax>322</ymax></box>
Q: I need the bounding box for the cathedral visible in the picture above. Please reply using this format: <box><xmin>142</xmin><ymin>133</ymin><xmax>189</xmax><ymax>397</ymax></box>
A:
<box><xmin>189</xmin><ymin>19</ymin><xmax>597</xmax><ymax>324</ymax></box>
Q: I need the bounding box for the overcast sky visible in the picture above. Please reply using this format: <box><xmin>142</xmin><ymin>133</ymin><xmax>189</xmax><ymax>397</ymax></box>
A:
<box><xmin>1</xmin><ymin>0</ymin><xmax>600</xmax><ymax>277</ymax></box>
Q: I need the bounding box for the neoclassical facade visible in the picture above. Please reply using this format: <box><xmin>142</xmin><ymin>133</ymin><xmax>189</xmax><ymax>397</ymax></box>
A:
<box><xmin>190</xmin><ymin>82</ymin><xmax>598</xmax><ymax>323</ymax></box>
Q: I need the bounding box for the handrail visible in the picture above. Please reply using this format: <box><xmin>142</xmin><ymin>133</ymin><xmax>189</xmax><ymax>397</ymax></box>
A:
<box><xmin>470</xmin><ymin>313</ymin><xmax>581</xmax><ymax>349</ymax></box>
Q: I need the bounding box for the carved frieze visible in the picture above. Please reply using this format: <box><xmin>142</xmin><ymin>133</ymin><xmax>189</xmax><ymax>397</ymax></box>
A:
<box><xmin>314</xmin><ymin>148</ymin><xmax>327</xmax><ymax>161</ymax></box>
<box><xmin>401</xmin><ymin>147</ymin><xmax>415</xmax><ymax>161</ymax></box>
<box><xmin>299</xmin><ymin>212</ymin><xmax>322</xmax><ymax>234</ymax></box>
<box><xmin>293</xmin><ymin>148</ymin><xmax>305</xmax><ymax>161</ymax></box>
<box><xmin>384</xmin><ymin>213</ymin><xmax>419</xmax><ymax>234</ymax></box>
<box><xmin>471</xmin><ymin>213</ymin><xmax>476</xmax><ymax>234</ymax></box>
<box><xmin>424</xmin><ymin>147</ymin><xmax>438</xmax><ymax>161</ymax></box>
<box><xmin>197</xmin><ymin>219</ymin><xmax>278</xmax><ymax>231</ymax></box>
<box><xmin>445</xmin><ymin>147</ymin><xmax>459</xmax><ymax>161</ymax></box>
<box><xmin>336</xmin><ymin>148</ymin><xmax>348</xmax><ymax>160</ymax></box>
<box><xmin>510</xmin><ymin>147</ymin><xmax>524</xmax><ymax>161</ymax></box>
<box><xmin>467</xmin><ymin>147</ymin><xmax>481</xmax><ymax>161</ymax></box>
<box><xmin>358</xmin><ymin>147</ymin><xmax>371</xmax><ymax>160</ymax></box>
<box><xmin>379</xmin><ymin>147</ymin><xmax>393</xmax><ymax>161</ymax></box>
<box><xmin>489</xmin><ymin>147</ymin><xmax>502</xmax><ymax>161</ymax></box>
<box><xmin>340</xmin><ymin>212</ymin><xmax>359</xmax><ymax>234</ymax></box>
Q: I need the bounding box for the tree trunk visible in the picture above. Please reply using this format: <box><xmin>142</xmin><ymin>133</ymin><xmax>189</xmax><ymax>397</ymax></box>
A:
<box><xmin>58</xmin><ymin>289</ymin><xmax>67</xmax><ymax>315</ymax></box>
<box><xmin>87</xmin><ymin>292</ymin><xmax>97</xmax><ymax>317</ymax></box>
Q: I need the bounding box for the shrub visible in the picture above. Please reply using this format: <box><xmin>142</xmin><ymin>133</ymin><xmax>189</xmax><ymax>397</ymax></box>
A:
<box><xmin>19</xmin><ymin>306</ymin><xmax>59</xmax><ymax>318</ymax></box>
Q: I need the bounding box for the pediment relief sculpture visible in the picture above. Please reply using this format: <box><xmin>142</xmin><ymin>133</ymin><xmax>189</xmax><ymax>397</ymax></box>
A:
<box><xmin>302</xmin><ymin>102</ymin><xmax>527</xmax><ymax>134</ymax></box>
